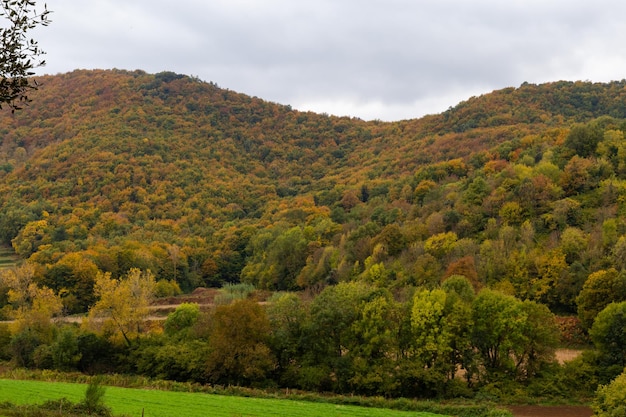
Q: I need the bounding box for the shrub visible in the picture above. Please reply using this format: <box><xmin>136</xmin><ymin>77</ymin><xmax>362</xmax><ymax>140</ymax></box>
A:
<box><xmin>154</xmin><ymin>279</ymin><xmax>182</xmax><ymax>297</ymax></box>
<box><xmin>9</xmin><ymin>329</ymin><xmax>41</xmax><ymax>368</ymax></box>
<box><xmin>593</xmin><ymin>370</ymin><xmax>626</xmax><ymax>417</ymax></box>
<box><xmin>0</xmin><ymin>323</ymin><xmax>12</xmax><ymax>360</ymax></box>
<box><xmin>164</xmin><ymin>303</ymin><xmax>200</xmax><ymax>337</ymax></box>
<box><xmin>214</xmin><ymin>282</ymin><xmax>255</xmax><ymax>305</ymax></box>
<box><xmin>589</xmin><ymin>301</ymin><xmax>626</xmax><ymax>379</ymax></box>
<box><xmin>80</xmin><ymin>375</ymin><xmax>111</xmax><ymax>416</ymax></box>
<box><xmin>51</xmin><ymin>327</ymin><xmax>81</xmax><ymax>371</ymax></box>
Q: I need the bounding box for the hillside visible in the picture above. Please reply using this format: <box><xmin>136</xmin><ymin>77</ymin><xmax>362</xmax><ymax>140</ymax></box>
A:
<box><xmin>1</xmin><ymin>69</ymin><xmax>626</xmax><ymax>315</ymax></box>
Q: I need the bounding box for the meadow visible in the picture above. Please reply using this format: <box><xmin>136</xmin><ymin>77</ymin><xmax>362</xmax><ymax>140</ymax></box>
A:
<box><xmin>0</xmin><ymin>379</ymin><xmax>449</xmax><ymax>417</ymax></box>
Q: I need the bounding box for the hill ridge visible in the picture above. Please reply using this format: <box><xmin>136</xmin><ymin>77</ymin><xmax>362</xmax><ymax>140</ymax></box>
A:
<box><xmin>0</xmin><ymin>69</ymin><xmax>625</xmax><ymax>314</ymax></box>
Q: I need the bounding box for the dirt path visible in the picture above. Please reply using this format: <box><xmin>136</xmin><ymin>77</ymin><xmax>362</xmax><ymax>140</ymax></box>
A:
<box><xmin>508</xmin><ymin>405</ymin><xmax>592</xmax><ymax>417</ymax></box>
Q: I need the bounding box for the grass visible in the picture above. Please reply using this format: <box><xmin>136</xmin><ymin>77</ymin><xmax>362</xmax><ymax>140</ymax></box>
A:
<box><xmin>0</xmin><ymin>379</ymin><xmax>449</xmax><ymax>417</ymax></box>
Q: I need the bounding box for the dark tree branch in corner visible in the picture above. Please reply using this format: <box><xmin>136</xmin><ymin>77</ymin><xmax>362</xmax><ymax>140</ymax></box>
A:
<box><xmin>0</xmin><ymin>0</ymin><xmax>51</xmax><ymax>111</ymax></box>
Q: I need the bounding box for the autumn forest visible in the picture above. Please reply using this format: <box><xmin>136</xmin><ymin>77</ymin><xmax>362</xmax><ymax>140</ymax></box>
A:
<box><xmin>1</xmin><ymin>70</ymin><xmax>626</xmax><ymax>406</ymax></box>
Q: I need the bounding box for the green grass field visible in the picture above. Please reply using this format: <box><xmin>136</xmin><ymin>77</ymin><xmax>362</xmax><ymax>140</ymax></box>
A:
<box><xmin>0</xmin><ymin>379</ymin><xmax>448</xmax><ymax>417</ymax></box>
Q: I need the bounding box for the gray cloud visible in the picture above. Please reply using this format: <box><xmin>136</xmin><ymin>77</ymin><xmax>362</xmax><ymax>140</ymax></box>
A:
<box><xmin>33</xmin><ymin>0</ymin><xmax>626</xmax><ymax>120</ymax></box>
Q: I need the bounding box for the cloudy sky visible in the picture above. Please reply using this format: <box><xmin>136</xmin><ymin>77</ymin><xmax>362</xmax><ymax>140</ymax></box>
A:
<box><xmin>31</xmin><ymin>0</ymin><xmax>626</xmax><ymax>121</ymax></box>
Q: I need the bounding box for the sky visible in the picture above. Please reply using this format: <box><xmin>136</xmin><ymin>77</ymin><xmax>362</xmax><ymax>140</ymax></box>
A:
<box><xmin>30</xmin><ymin>0</ymin><xmax>626</xmax><ymax>121</ymax></box>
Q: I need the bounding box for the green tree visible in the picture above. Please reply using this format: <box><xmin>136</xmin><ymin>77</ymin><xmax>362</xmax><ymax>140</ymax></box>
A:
<box><xmin>611</xmin><ymin>236</ymin><xmax>626</xmax><ymax>270</ymax></box>
<box><xmin>577</xmin><ymin>268</ymin><xmax>626</xmax><ymax>329</ymax></box>
<box><xmin>297</xmin><ymin>246</ymin><xmax>340</xmax><ymax>288</ymax></box>
<box><xmin>241</xmin><ymin>225</ymin><xmax>309</xmax><ymax>290</ymax></box>
<box><xmin>350</xmin><ymin>291</ymin><xmax>401</xmax><ymax>395</ymax></box>
<box><xmin>51</xmin><ymin>326</ymin><xmax>81</xmax><ymax>371</ymax></box>
<box><xmin>304</xmin><ymin>281</ymin><xmax>377</xmax><ymax>391</ymax></box>
<box><xmin>559</xmin><ymin>227</ymin><xmax>587</xmax><ymax>263</ymax></box>
<box><xmin>441</xmin><ymin>274</ymin><xmax>475</xmax><ymax>303</ymax></box>
<box><xmin>371</xmin><ymin>224</ymin><xmax>407</xmax><ymax>257</ymax></box>
<box><xmin>442</xmin><ymin>285</ymin><xmax>475</xmax><ymax>385</ymax></box>
<box><xmin>462</xmin><ymin>176</ymin><xmax>489</xmax><ymax>206</ymax></box>
<box><xmin>514</xmin><ymin>300</ymin><xmax>560</xmax><ymax>379</ymax></box>
<box><xmin>411</xmin><ymin>288</ymin><xmax>451</xmax><ymax>371</ymax></box>
<box><xmin>0</xmin><ymin>0</ymin><xmax>51</xmax><ymax>110</ymax></box>
<box><xmin>266</xmin><ymin>292</ymin><xmax>307</xmax><ymax>387</ymax></box>
<box><xmin>471</xmin><ymin>289</ymin><xmax>527</xmax><ymax>381</ymax></box>
<box><xmin>564</xmin><ymin>123</ymin><xmax>603</xmax><ymax>158</ymax></box>
<box><xmin>134</xmin><ymin>339</ymin><xmax>208</xmax><ymax>382</ymax></box>
<box><xmin>589</xmin><ymin>301</ymin><xmax>626</xmax><ymax>375</ymax></box>
<box><xmin>164</xmin><ymin>302</ymin><xmax>200</xmax><ymax>338</ymax></box>
<box><xmin>81</xmin><ymin>376</ymin><xmax>110</xmax><ymax>416</ymax></box>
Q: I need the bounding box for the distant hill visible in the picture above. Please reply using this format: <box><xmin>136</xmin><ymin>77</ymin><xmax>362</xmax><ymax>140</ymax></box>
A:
<box><xmin>1</xmin><ymin>69</ymin><xmax>625</xmax><ymax>314</ymax></box>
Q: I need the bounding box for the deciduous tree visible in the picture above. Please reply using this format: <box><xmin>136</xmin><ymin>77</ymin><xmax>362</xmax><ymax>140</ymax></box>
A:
<box><xmin>471</xmin><ymin>289</ymin><xmax>527</xmax><ymax>381</ymax></box>
<box><xmin>589</xmin><ymin>301</ymin><xmax>626</xmax><ymax>374</ymax></box>
<box><xmin>577</xmin><ymin>268</ymin><xmax>626</xmax><ymax>329</ymax></box>
<box><xmin>0</xmin><ymin>263</ymin><xmax>62</xmax><ymax>338</ymax></box>
<box><xmin>85</xmin><ymin>268</ymin><xmax>156</xmax><ymax>346</ymax></box>
<box><xmin>206</xmin><ymin>299</ymin><xmax>274</xmax><ymax>385</ymax></box>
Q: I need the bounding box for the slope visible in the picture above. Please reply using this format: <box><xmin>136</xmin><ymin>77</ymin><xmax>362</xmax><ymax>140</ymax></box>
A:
<box><xmin>0</xmin><ymin>69</ymin><xmax>625</xmax><ymax>313</ymax></box>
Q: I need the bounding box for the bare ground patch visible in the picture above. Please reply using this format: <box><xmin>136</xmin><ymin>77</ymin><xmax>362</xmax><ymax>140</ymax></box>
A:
<box><xmin>555</xmin><ymin>348</ymin><xmax>583</xmax><ymax>364</ymax></box>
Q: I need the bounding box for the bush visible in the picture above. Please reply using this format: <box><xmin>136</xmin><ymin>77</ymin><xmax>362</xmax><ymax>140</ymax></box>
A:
<box><xmin>589</xmin><ymin>301</ymin><xmax>626</xmax><ymax>381</ymax></box>
<box><xmin>51</xmin><ymin>327</ymin><xmax>81</xmax><ymax>371</ymax></box>
<box><xmin>558</xmin><ymin>352</ymin><xmax>600</xmax><ymax>397</ymax></box>
<box><xmin>0</xmin><ymin>323</ymin><xmax>12</xmax><ymax>360</ymax></box>
<box><xmin>9</xmin><ymin>329</ymin><xmax>41</xmax><ymax>368</ymax></box>
<box><xmin>80</xmin><ymin>375</ymin><xmax>111</xmax><ymax>416</ymax></box>
<box><xmin>154</xmin><ymin>279</ymin><xmax>182</xmax><ymax>297</ymax></box>
<box><xmin>76</xmin><ymin>332</ymin><xmax>117</xmax><ymax>374</ymax></box>
<box><xmin>0</xmin><ymin>397</ymin><xmax>112</xmax><ymax>417</ymax></box>
<box><xmin>214</xmin><ymin>282</ymin><xmax>255</xmax><ymax>305</ymax></box>
<box><xmin>164</xmin><ymin>303</ymin><xmax>200</xmax><ymax>337</ymax></box>
<box><xmin>577</xmin><ymin>269</ymin><xmax>626</xmax><ymax>329</ymax></box>
<box><xmin>32</xmin><ymin>344</ymin><xmax>53</xmax><ymax>369</ymax></box>
<box><xmin>593</xmin><ymin>370</ymin><xmax>626</xmax><ymax>417</ymax></box>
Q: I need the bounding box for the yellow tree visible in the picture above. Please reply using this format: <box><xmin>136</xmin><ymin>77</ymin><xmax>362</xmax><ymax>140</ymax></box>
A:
<box><xmin>532</xmin><ymin>248</ymin><xmax>567</xmax><ymax>306</ymax></box>
<box><xmin>0</xmin><ymin>263</ymin><xmax>62</xmax><ymax>340</ymax></box>
<box><xmin>84</xmin><ymin>268</ymin><xmax>156</xmax><ymax>346</ymax></box>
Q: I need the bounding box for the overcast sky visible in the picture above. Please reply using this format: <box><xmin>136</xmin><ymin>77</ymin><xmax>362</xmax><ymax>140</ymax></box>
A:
<box><xmin>31</xmin><ymin>0</ymin><xmax>626</xmax><ymax>121</ymax></box>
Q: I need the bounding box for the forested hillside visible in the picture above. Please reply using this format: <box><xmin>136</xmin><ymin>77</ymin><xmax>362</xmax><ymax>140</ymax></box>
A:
<box><xmin>1</xmin><ymin>70</ymin><xmax>626</xmax><ymax>310</ymax></box>
<box><xmin>1</xmin><ymin>70</ymin><xmax>626</xmax><ymax>400</ymax></box>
